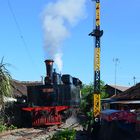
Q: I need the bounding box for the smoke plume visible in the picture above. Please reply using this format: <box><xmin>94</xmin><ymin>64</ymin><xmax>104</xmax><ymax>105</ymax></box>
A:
<box><xmin>42</xmin><ymin>0</ymin><xmax>86</xmax><ymax>71</ymax></box>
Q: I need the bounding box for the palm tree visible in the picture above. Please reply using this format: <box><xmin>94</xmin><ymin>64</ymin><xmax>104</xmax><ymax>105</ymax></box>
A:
<box><xmin>0</xmin><ymin>58</ymin><xmax>12</xmax><ymax>106</ymax></box>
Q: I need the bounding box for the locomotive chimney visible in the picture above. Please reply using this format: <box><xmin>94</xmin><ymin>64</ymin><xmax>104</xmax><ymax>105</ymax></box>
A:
<box><xmin>44</xmin><ymin>59</ymin><xmax>54</xmax><ymax>84</ymax></box>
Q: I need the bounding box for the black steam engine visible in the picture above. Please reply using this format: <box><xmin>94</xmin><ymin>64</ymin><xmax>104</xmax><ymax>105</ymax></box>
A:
<box><xmin>22</xmin><ymin>60</ymin><xmax>82</xmax><ymax>126</ymax></box>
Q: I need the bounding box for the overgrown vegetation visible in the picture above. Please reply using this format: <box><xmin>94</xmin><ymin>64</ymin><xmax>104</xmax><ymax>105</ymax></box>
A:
<box><xmin>51</xmin><ymin>128</ymin><xmax>76</xmax><ymax>140</ymax></box>
<box><xmin>0</xmin><ymin>58</ymin><xmax>14</xmax><ymax>132</ymax></box>
<box><xmin>0</xmin><ymin>57</ymin><xmax>12</xmax><ymax>105</ymax></box>
<box><xmin>80</xmin><ymin>81</ymin><xmax>108</xmax><ymax>131</ymax></box>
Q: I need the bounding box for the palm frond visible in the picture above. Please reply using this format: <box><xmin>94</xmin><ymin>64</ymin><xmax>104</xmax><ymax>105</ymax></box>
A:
<box><xmin>0</xmin><ymin>57</ymin><xmax>12</xmax><ymax>104</ymax></box>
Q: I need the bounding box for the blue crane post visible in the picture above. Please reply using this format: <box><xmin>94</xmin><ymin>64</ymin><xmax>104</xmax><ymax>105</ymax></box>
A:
<box><xmin>89</xmin><ymin>0</ymin><xmax>103</xmax><ymax>125</ymax></box>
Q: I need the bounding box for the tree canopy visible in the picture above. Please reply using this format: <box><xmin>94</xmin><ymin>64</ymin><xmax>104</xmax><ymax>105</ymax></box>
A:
<box><xmin>81</xmin><ymin>80</ymin><xmax>108</xmax><ymax>99</ymax></box>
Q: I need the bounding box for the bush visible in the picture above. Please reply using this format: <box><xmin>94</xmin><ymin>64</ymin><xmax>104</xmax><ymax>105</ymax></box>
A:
<box><xmin>51</xmin><ymin>128</ymin><xmax>76</xmax><ymax>140</ymax></box>
<box><xmin>0</xmin><ymin>124</ymin><xmax>7</xmax><ymax>132</ymax></box>
<box><xmin>8</xmin><ymin>124</ymin><xmax>17</xmax><ymax>130</ymax></box>
<box><xmin>0</xmin><ymin>124</ymin><xmax>17</xmax><ymax>133</ymax></box>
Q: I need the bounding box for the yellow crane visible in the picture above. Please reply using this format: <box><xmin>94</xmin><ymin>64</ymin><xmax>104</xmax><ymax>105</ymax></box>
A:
<box><xmin>89</xmin><ymin>0</ymin><xmax>103</xmax><ymax>125</ymax></box>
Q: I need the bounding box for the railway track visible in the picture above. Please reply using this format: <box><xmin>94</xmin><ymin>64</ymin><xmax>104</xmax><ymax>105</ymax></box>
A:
<box><xmin>0</xmin><ymin>116</ymin><xmax>83</xmax><ymax>140</ymax></box>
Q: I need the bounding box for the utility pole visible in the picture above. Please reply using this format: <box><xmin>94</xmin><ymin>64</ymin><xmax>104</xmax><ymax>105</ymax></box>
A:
<box><xmin>113</xmin><ymin>58</ymin><xmax>119</xmax><ymax>95</ymax></box>
<box><xmin>133</xmin><ymin>76</ymin><xmax>136</xmax><ymax>85</ymax></box>
<box><xmin>89</xmin><ymin>0</ymin><xmax>103</xmax><ymax>126</ymax></box>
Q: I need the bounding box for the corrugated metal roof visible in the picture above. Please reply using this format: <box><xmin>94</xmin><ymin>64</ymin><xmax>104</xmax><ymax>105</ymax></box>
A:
<box><xmin>111</xmin><ymin>100</ymin><xmax>140</xmax><ymax>104</ymax></box>
<box><xmin>101</xmin><ymin>109</ymin><xmax>122</xmax><ymax>115</ymax></box>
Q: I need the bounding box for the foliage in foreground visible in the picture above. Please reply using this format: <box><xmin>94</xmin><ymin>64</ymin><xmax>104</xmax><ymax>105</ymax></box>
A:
<box><xmin>51</xmin><ymin>128</ymin><xmax>76</xmax><ymax>140</ymax></box>
<box><xmin>0</xmin><ymin>124</ymin><xmax>17</xmax><ymax>133</ymax></box>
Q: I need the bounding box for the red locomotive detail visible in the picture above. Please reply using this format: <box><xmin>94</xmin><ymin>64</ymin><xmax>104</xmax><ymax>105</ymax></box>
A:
<box><xmin>22</xmin><ymin>106</ymin><xmax>69</xmax><ymax>126</ymax></box>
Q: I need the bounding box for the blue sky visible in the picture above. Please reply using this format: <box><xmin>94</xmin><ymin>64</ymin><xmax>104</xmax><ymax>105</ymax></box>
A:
<box><xmin>0</xmin><ymin>0</ymin><xmax>140</xmax><ymax>86</ymax></box>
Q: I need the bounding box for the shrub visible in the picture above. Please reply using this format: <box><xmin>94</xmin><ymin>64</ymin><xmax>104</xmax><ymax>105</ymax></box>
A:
<box><xmin>51</xmin><ymin>128</ymin><xmax>76</xmax><ymax>140</ymax></box>
<box><xmin>0</xmin><ymin>124</ymin><xmax>7</xmax><ymax>132</ymax></box>
<box><xmin>0</xmin><ymin>124</ymin><xmax>17</xmax><ymax>133</ymax></box>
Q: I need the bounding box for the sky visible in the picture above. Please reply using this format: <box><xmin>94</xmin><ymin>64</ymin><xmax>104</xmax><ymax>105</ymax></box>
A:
<box><xmin>0</xmin><ymin>0</ymin><xmax>140</xmax><ymax>87</ymax></box>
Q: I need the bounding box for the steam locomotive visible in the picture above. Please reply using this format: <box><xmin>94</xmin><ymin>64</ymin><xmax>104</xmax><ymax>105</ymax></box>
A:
<box><xmin>22</xmin><ymin>60</ymin><xmax>82</xmax><ymax>127</ymax></box>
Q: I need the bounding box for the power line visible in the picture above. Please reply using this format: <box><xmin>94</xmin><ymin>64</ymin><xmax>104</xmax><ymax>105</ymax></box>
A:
<box><xmin>7</xmin><ymin>0</ymin><xmax>33</xmax><ymax>63</ymax></box>
<box><xmin>7</xmin><ymin>0</ymin><xmax>41</xmax><ymax>77</ymax></box>
<box><xmin>7</xmin><ymin>0</ymin><xmax>22</xmax><ymax>37</ymax></box>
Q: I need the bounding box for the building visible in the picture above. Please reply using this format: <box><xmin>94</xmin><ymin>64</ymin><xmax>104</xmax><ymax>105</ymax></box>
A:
<box><xmin>105</xmin><ymin>84</ymin><xmax>129</xmax><ymax>97</ymax></box>
<box><xmin>110</xmin><ymin>83</ymin><xmax>140</xmax><ymax>110</ymax></box>
<box><xmin>114</xmin><ymin>83</ymin><xmax>140</xmax><ymax>100</ymax></box>
<box><xmin>11</xmin><ymin>80</ymin><xmax>43</xmax><ymax>98</ymax></box>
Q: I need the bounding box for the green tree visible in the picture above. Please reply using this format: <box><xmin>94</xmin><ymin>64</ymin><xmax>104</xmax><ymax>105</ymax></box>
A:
<box><xmin>81</xmin><ymin>80</ymin><xmax>108</xmax><ymax>112</ymax></box>
<box><xmin>0</xmin><ymin>58</ymin><xmax>12</xmax><ymax>105</ymax></box>
<box><xmin>80</xmin><ymin>81</ymin><xmax>108</xmax><ymax>131</ymax></box>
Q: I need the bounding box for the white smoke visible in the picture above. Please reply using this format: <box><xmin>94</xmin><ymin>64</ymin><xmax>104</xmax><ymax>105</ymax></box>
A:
<box><xmin>42</xmin><ymin>0</ymin><xmax>86</xmax><ymax>71</ymax></box>
<box><xmin>54</xmin><ymin>53</ymin><xmax>63</xmax><ymax>71</ymax></box>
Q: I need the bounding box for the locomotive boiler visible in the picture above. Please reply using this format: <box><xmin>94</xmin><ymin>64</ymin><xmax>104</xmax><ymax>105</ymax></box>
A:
<box><xmin>22</xmin><ymin>60</ymin><xmax>82</xmax><ymax>127</ymax></box>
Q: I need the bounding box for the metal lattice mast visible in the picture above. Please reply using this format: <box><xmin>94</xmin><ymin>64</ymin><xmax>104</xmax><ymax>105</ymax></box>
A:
<box><xmin>89</xmin><ymin>0</ymin><xmax>103</xmax><ymax>124</ymax></box>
